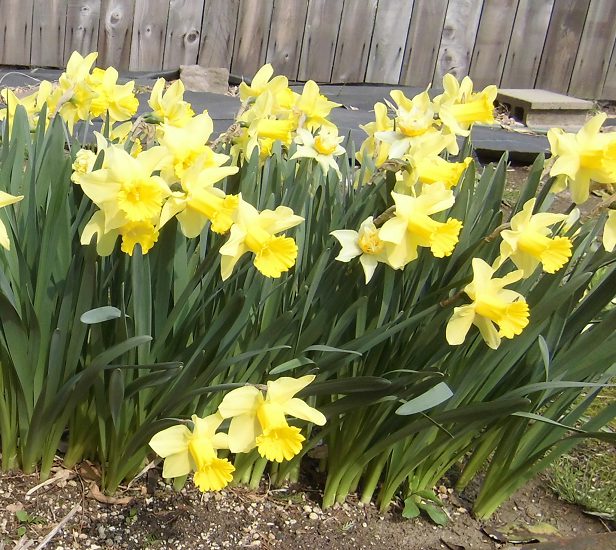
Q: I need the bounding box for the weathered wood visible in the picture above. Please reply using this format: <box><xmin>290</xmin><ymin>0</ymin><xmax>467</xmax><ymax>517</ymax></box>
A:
<box><xmin>399</xmin><ymin>0</ymin><xmax>448</xmax><ymax>86</ymax></box>
<box><xmin>298</xmin><ymin>0</ymin><xmax>344</xmax><ymax>82</ymax></box>
<box><xmin>0</xmin><ymin>0</ymin><xmax>34</xmax><ymax>65</ymax></box>
<box><xmin>331</xmin><ymin>0</ymin><xmax>378</xmax><ymax>82</ymax></box>
<box><xmin>199</xmin><ymin>0</ymin><xmax>239</xmax><ymax>69</ymax></box>
<box><xmin>535</xmin><ymin>0</ymin><xmax>592</xmax><ymax>93</ymax></box>
<box><xmin>469</xmin><ymin>0</ymin><xmax>519</xmax><ymax>88</ymax></box>
<box><xmin>97</xmin><ymin>0</ymin><xmax>136</xmax><ymax>70</ymax></box>
<box><xmin>129</xmin><ymin>0</ymin><xmax>170</xmax><ymax>71</ymax></box>
<box><xmin>601</xmin><ymin>41</ymin><xmax>616</xmax><ymax>100</ymax></box>
<box><xmin>231</xmin><ymin>0</ymin><xmax>274</xmax><ymax>78</ymax></box>
<box><xmin>500</xmin><ymin>0</ymin><xmax>554</xmax><ymax>88</ymax></box>
<box><xmin>64</xmin><ymin>0</ymin><xmax>101</xmax><ymax>62</ymax></box>
<box><xmin>434</xmin><ymin>0</ymin><xmax>484</xmax><ymax>84</ymax></box>
<box><xmin>365</xmin><ymin>0</ymin><xmax>414</xmax><ymax>84</ymax></box>
<box><xmin>31</xmin><ymin>0</ymin><xmax>68</xmax><ymax>67</ymax></box>
<box><xmin>569</xmin><ymin>0</ymin><xmax>616</xmax><ymax>98</ymax></box>
<box><xmin>266</xmin><ymin>0</ymin><xmax>309</xmax><ymax>79</ymax></box>
<box><xmin>163</xmin><ymin>0</ymin><xmax>205</xmax><ymax>69</ymax></box>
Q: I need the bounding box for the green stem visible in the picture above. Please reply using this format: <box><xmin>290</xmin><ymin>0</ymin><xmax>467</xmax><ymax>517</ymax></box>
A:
<box><xmin>360</xmin><ymin>454</ymin><xmax>388</xmax><ymax>504</ymax></box>
<box><xmin>248</xmin><ymin>456</ymin><xmax>268</xmax><ymax>489</ymax></box>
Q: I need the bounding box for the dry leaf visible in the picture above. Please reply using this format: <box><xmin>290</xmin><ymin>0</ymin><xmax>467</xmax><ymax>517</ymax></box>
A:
<box><xmin>88</xmin><ymin>483</ymin><xmax>132</xmax><ymax>505</ymax></box>
<box><xmin>6</xmin><ymin>502</ymin><xmax>24</xmax><ymax>513</ymax></box>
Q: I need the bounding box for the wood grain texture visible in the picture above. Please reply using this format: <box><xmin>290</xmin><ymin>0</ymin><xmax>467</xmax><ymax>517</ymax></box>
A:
<box><xmin>129</xmin><ymin>0</ymin><xmax>170</xmax><ymax>70</ymax></box>
<box><xmin>31</xmin><ymin>0</ymin><xmax>68</xmax><ymax>67</ymax></box>
<box><xmin>97</xmin><ymin>0</ymin><xmax>136</xmax><ymax>69</ymax></box>
<box><xmin>535</xmin><ymin>0</ymin><xmax>592</xmax><ymax>92</ymax></box>
<box><xmin>199</xmin><ymin>0</ymin><xmax>239</xmax><ymax>68</ymax></box>
<box><xmin>602</xmin><ymin>41</ymin><xmax>616</xmax><ymax>99</ymax></box>
<box><xmin>365</xmin><ymin>0</ymin><xmax>414</xmax><ymax>84</ymax></box>
<box><xmin>64</xmin><ymin>0</ymin><xmax>101</xmax><ymax>62</ymax></box>
<box><xmin>0</xmin><ymin>0</ymin><xmax>34</xmax><ymax>65</ymax></box>
<box><xmin>298</xmin><ymin>0</ymin><xmax>344</xmax><ymax>81</ymax></box>
<box><xmin>163</xmin><ymin>0</ymin><xmax>205</xmax><ymax>69</ymax></box>
<box><xmin>266</xmin><ymin>0</ymin><xmax>309</xmax><ymax>79</ymax></box>
<box><xmin>469</xmin><ymin>0</ymin><xmax>519</xmax><ymax>88</ymax></box>
<box><xmin>434</xmin><ymin>0</ymin><xmax>484</xmax><ymax>83</ymax></box>
<box><xmin>569</xmin><ymin>0</ymin><xmax>616</xmax><ymax>98</ymax></box>
<box><xmin>500</xmin><ymin>0</ymin><xmax>554</xmax><ymax>88</ymax></box>
<box><xmin>399</xmin><ymin>0</ymin><xmax>448</xmax><ymax>86</ymax></box>
<box><xmin>231</xmin><ymin>0</ymin><xmax>274</xmax><ymax>77</ymax></box>
<box><xmin>331</xmin><ymin>0</ymin><xmax>379</xmax><ymax>82</ymax></box>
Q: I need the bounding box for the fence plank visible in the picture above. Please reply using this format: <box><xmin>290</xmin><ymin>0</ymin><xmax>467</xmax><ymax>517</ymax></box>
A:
<box><xmin>0</xmin><ymin>0</ymin><xmax>34</xmax><ymax>65</ymax></box>
<box><xmin>266</xmin><ymin>0</ymin><xmax>309</xmax><ymax>79</ymax></box>
<box><xmin>97</xmin><ymin>0</ymin><xmax>136</xmax><ymax>70</ymax></box>
<box><xmin>500</xmin><ymin>0</ymin><xmax>553</xmax><ymax>88</ymax></box>
<box><xmin>535</xmin><ymin>0</ymin><xmax>591</xmax><ymax>93</ymax></box>
<box><xmin>434</xmin><ymin>0</ymin><xmax>484</xmax><ymax>84</ymax></box>
<box><xmin>64</xmin><ymin>0</ymin><xmax>101</xmax><ymax>62</ymax></box>
<box><xmin>298</xmin><ymin>0</ymin><xmax>344</xmax><ymax>82</ymax></box>
<box><xmin>163</xmin><ymin>0</ymin><xmax>204</xmax><ymax>69</ymax></box>
<box><xmin>331</xmin><ymin>0</ymin><xmax>379</xmax><ymax>82</ymax></box>
<box><xmin>469</xmin><ymin>0</ymin><xmax>518</xmax><ymax>88</ymax></box>
<box><xmin>569</xmin><ymin>0</ymin><xmax>616</xmax><ymax>98</ymax></box>
<box><xmin>231</xmin><ymin>0</ymin><xmax>274</xmax><ymax>78</ymax></box>
<box><xmin>31</xmin><ymin>0</ymin><xmax>68</xmax><ymax>67</ymax></box>
<box><xmin>602</xmin><ymin>42</ymin><xmax>616</xmax><ymax>99</ymax></box>
<box><xmin>399</xmin><ymin>0</ymin><xmax>448</xmax><ymax>86</ymax></box>
<box><xmin>129</xmin><ymin>0</ymin><xmax>169</xmax><ymax>71</ymax></box>
<box><xmin>199</xmin><ymin>0</ymin><xmax>239</xmax><ymax>69</ymax></box>
<box><xmin>366</xmin><ymin>0</ymin><xmax>414</xmax><ymax>84</ymax></box>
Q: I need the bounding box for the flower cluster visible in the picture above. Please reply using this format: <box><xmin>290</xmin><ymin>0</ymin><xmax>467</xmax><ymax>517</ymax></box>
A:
<box><xmin>149</xmin><ymin>375</ymin><xmax>325</xmax><ymax>492</ymax></box>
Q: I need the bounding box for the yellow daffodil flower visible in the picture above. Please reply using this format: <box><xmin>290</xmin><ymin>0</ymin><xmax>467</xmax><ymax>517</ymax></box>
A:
<box><xmin>148</xmin><ymin>78</ymin><xmax>195</xmax><ymax>127</ymax></box>
<box><xmin>219</xmin><ymin>199</ymin><xmax>303</xmax><ymax>280</ymax></box>
<box><xmin>356</xmin><ymin>102</ymin><xmax>393</xmax><ymax>168</ymax></box>
<box><xmin>604</xmin><ymin>210</ymin><xmax>616</xmax><ymax>252</ymax></box>
<box><xmin>379</xmin><ymin>184</ymin><xmax>462</xmax><ymax>268</ymax></box>
<box><xmin>446</xmin><ymin>258</ymin><xmax>529</xmax><ymax>349</ymax></box>
<box><xmin>70</xmin><ymin>148</ymin><xmax>97</xmax><ymax>182</ymax></box>
<box><xmin>293</xmin><ymin>80</ymin><xmax>340</xmax><ymax>130</ymax></box>
<box><xmin>239</xmin><ymin>64</ymin><xmax>289</xmax><ymax>102</ymax></box>
<box><xmin>291</xmin><ymin>127</ymin><xmax>345</xmax><ymax>178</ymax></box>
<box><xmin>0</xmin><ymin>191</ymin><xmax>24</xmax><ymax>250</ymax></box>
<box><xmin>0</xmin><ymin>80</ymin><xmax>53</xmax><ymax>130</ymax></box>
<box><xmin>498</xmin><ymin>199</ymin><xmax>572</xmax><ymax>277</ymax></box>
<box><xmin>87</xmin><ymin>67</ymin><xmax>139</xmax><ymax>122</ymax></box>
<box><xmin>218</xmin><ymin>376</ymin><xmax>326</xmax><ymax>462</ymax></box>
<box><xmin>149</xmin><ymin>413</ymin><xmax>234</xmax><ymax>492</ymax></box>
<box><xmin>548</xmin><ymin>113</ymin><xmax>616</xmax><ymax>204</ymax></box>
<box><xmin>331</xmin><ymin>217</ymin><xmax>395</xmax><ymax>282</ymax></box>
<box><xmin>416</xmin><ymin>155</ymin><xmax>472</xmax><ymax>188</ymax></box>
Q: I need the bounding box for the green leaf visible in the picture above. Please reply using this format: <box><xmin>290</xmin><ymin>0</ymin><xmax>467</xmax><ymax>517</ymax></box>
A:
<box><xmin>15</xmin><ymin>510</ymin><xmax>29</xmax><ymax>523</ymax></box>
<box><xmin>108</xmin><ymin>369</ymin><xmax>125</xmax><ymax>430</ymax></box>
<box><xmin>395</xmin><ymin>382</ymin><xmax>453</xmax><ymax>416</ymax></box>
<box><xmin>269</xmin><ymin>356</ymin><xmax>315</xmax><ymax>375</ymax></box>
<box><xmin>418</xmin><ymin>501</ymin><xmax>448</xmax><ymax>525</ymax></box>
<box><xmin>402</xmin><ymin>498</ymin><xmax>421</xmax><ymax>519</ymax></box>
<box><xmin>80</xmin><ymin>306</ymin><xmax>122</xmax><ymax>324</ymax></box>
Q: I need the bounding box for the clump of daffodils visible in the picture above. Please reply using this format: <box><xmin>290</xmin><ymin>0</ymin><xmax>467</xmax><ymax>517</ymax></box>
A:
<box><xmin>149</xmin><ymin>376</ymin><xmax>325</xmax><ymax>491</ymax></box>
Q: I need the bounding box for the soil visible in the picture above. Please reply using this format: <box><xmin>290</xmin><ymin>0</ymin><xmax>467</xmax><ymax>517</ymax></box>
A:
<box><xmin>0</xmin><ymin>465</ymin><xmax>610</xmax><ymax>550</ymax></box>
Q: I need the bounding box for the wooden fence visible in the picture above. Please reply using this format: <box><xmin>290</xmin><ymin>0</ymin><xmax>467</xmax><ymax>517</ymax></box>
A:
<box><xmin>0</xmin><ymin>0</ymin><xmax>615</xmax><ymax>99</ymax></box>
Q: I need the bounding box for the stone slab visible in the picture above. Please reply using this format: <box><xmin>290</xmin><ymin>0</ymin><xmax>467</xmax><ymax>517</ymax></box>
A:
<box><xmin>498</xmin><ymin>89</ymin><xmax>593</xmax><ymax>111</ymax></box>
<box><xmin>180</xmin><ymin>66</ymin><xmax>229</xmax><ymax>94</ymax></box>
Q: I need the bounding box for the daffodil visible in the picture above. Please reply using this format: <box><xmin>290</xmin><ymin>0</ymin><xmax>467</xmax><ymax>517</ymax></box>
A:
<box><xmin>291</xmin><ymin>127</ymin><xmax>345</xmax><ymax>178</ymax></box>
<box><xmin>0</xmin><ymin>191</ymin><xmax>24</xmax><ymax>250</ymax></box>
<box><xmin>293</xmin><ymin>80</ymin><xmax>340</xmax><ymax>130</ymax></box>
<box><xmin>218</xmin><ymin>376</ymin><xmax>326</xmax><ymax>462</ymax></box>
<box><xmin>356</xmin><ymin>102</ymin><xmax>393</xmax><ymax>168</ymax></box>
<box><xmin>239</xmin><ymin>64</ymin><xmax>289</xmax><ymax>102</ymax></box>
<box><xmin>331</xmin><ymin>217</ymin><xmax>394</xmax><ymax>282</ymax></box>
<box><xmin>70</xmin><ymin>148</ymin><xmax>97</xmax><ymax>182</ymax></box>
<box><xmin>149</xmin><ymin>413</ymin><xmax>234</xmax><ymax>492</ymax></box>
<box><xmin>415</xmin><ymin>155</ymin><xmax>472</xmax><ymax>188</ymax></box>
<box><xmin>446</xmin><ymin>258</ymin><xmax>529</xmax><ymax>349</ymax></box>
<box><xmin>148</xmin><ymin>78</ymin><xmax>195</xmax><ymax>127</ymax></box>
<box><xmin>498</xmin><ymin>199</ymin><xmax>572</xmax><ymax>277</ymax></box>
<box><xmin>604</xmin><ymin>210</ymin><xmax>616</xmax><ymax>252</ymax></box>
<box><xmin>219</xmin><ymin>200</ymin><xmax>303</xmax><ymax>280</ymax></box>
<box><xmin>379</xmin><ymin>184</ymin><xmax>462</xmax><ymax>268</ymax></box>
<box><xmin>548</xmin><ymin>113</ymin><xmax>616</xmax><ymax>204</ymax></box>
<box><xmin>88</xmin><ymin>67</ymin><xmax>139</xmax><ymax>122</ymax></box>
<box><xmin>0</xmin><ymin>80</ymin><xmax>53</xmax><ymax>130</ymax></box>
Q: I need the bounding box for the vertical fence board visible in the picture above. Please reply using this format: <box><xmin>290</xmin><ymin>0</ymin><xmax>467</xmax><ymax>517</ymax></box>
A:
<box><xmin>399</xmin><ymin>0</ymin><xmax>448</xmax><ymax>86</ymax></box>
<box><xmin>366</xmin><ymin>0</ymin><xmax>414</xmax><ymax>84</ymax></box>
<box><xmin>266</xmin><ymin>0</ymin><xmax>309</xmax><ymax>79</ymax></box>
<box><xmin>31</xmin><ymin>0</ymin><xmax>68</xmax><ymax>67</ymax></box>
<box><xmin>163</xmin><ymin>0</ymin><xmax>204</xmax><ymax>69</ymax></box>
<box><xmin>298</xmin><ymin>0</ymin><xmax>344</xmax><ymax>82</ymax></box>
<box><xmin>199</xmin><ymin>0</ymin><xmax>239</xmax><ymax>69</ymax></box>
<box><xmin>0</xmin><ymin>0</ymin><xmax>34</xmax><ymax>65</ymax></box>
<box><xmin>602</xmin><ymin>40</ymin><xmax>616</xmax><ymax>99</ymax></box>
<box><xmin>331</xmin><ymin>0</ymin><xmax>379</xmax><ymax>82</ymax></box>
<box><xmin>129</xmin><ymin>0</ymin><xmax>169</xmax><ymax>70</ymax></box>
<box><xmin>434</xmin><ymin>0</ymin><xmax>483</xmax><ymax>83</ymax></box>
<box><xmin>97</xmin><ymin>0</ymin><xmax>136</xmax><ymax>70</ymax></box>
<box><xmin>469</xmin><ymin>0</ymin><xmax>518</xmax><ymax>88</ymax></box>
<box><xmin>64</xmin><ymin>0</ymin><xmax>101</xmax><ymax>62</ymax></box>
<box><xmin>500</xmin><ymin>0</ymin><xmax>553</xmax><ymax>88</ymax></box>
<box><xmin>535</xmin><ymin>0</ymin><xmax>591</xmax><ymax>93</ymax></box>
<box><xmin>569</xmin><ymin>0</ymin><xmax>616</xmax><ymax>98</ymax></box>
<box><xmin>231</xmin><ymin>0</ymin><xmax>274</xmax><ymax>77</ymax></box>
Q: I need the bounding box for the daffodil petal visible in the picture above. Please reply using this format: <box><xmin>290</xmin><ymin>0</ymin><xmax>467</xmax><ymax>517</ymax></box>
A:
<box><xmin>266</xmin><ymin>375</ymin><xmax>316</xmax><ymax>403</ymax></box>
<box><xmin>149</xmin><ymin>424</ymin><xmax>191</xmax><ymax>457</ymax></box>
<box><xmin>284</xmin><ymin>397</ymin><xmax>326</xmax><ymax>425</ymax></box>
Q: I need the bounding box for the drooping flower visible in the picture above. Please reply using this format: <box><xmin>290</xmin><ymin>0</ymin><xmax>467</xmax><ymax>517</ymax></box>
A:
<box><xmin>147</xmin><ymin>78</ymin><xmax>195</xmax><ymax>127</ymax></box>
<box><xmin>149</xmin><ymin>413</ymin><xmax>234</xmax><ymax>492</ymax></box>
<box><xmin>498</xmin><ymin>199</ymin><xmax>572</xmax><ymax>277</ymax></box>
<box><xmin>0</xmin><ymin>191</ymin><xmax>24</xmax><ymax>250</ymax></box>
<box><xmin>446</xmin><ymin>258</ymin><xmax>529</xmax><ymax>350</ymax></box>
<box><xmin>291</xmin><ymin>127</ymin><xmax>345</xmax><ymax>178</ymax></box>
<box><xmin>218</xmin><ymin>376</ymin><xmax>326</xmax><ymax>462</ymax></box>
<box><xmin>219</xmin><ymin>199</ymin><xmax>303</xmax><ymax>280</ymax></box>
